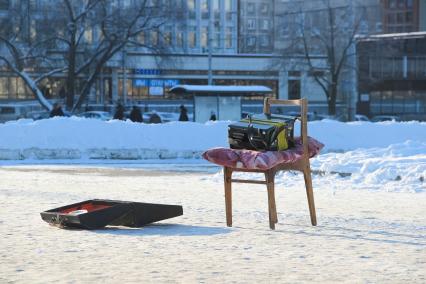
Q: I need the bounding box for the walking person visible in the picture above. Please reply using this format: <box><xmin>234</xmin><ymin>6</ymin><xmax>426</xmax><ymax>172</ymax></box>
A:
<box><xmin>113</xmin><ymin>102</ymin><xmax>125</xmax><ymax>120</ymax></box>
<box><xmin>49</xmin><ymin>103</ymin><xmax>65</xmax><ymax>118</ymax></box>
<box><xmin>130</xmin><ymin>105</ymin><xmax>143</xmax><ymax>123</ymax></box>
<box><xmin>149</xmin><ymin>110</ymin><xmax>162</xmax><ymax>124</ymax></box>
<box><xmin>178</xmin><ymin>104</ymin><xmax>189</xmax><ymax>121</ymax></box>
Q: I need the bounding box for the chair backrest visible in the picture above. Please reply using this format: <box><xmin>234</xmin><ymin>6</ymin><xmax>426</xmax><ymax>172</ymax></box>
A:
<box><xmin>263</xmin><ymin>98</ymin><xmax>309</xmax><ymax>159</ymax></box>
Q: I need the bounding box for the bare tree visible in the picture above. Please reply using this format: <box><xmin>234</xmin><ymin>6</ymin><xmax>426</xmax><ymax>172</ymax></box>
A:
<box><xmin>1</xmin><ymin>0</ymin><xmax>179</xmax><ymax>112</ymax></box>
<box><xmin>0</xmin><ymin>6</ymin><xmax>66</xmax><ymax>111</ymax></box>
<box><xmin>51</xmin><ymin>0</ymin><xmax>177</xmax><ymax>112</ymax></box>
<box><xmin>276</xmin><ymin>0</ymin><xmax>375</xmax><ymax>115</ymax></box>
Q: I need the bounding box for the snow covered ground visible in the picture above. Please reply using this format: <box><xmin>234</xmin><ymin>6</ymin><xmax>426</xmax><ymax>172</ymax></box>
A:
<box><xmin>0</xmin><ymin>118</ymin><xmax>425</xmax><ymax>282</ymax></box>
<box><xmin>0</xmin><ymin>165</ymin><xmax>425</xmax><ymax>283</ymax></box>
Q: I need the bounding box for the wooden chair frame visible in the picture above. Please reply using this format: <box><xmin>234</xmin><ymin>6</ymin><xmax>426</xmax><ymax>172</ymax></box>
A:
<box><xmin>223</xmin><ymin>98</ymin><xmax>317</xmax><ymax>230</ymax></box>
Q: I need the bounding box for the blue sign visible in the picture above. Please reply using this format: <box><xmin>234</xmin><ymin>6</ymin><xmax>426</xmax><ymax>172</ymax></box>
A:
<box><xmin>150</xmin><ymin>79</ymin><xmax>164</xmax><ymax>87</ymax></box>
<box><xmin>134</xmin><ymin>79</ymin><xmax>149</xmax><ymax>87</ymax></box>
<box><xmin>135</xmin><ymin>69</ymin><xmax>162</xmax><ymax>75</ymax></box>
<box><xmin>133</xmin><ymin>79</ymin><xmax>179</xmax><ymax>87</ymax></box>
<box><xmin>164</xmin><ymin>79</ymin><xmax>179</xmax><ymax>87</ymax></box>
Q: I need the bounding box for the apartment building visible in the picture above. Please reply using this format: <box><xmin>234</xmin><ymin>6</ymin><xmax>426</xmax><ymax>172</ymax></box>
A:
<box><xmin>380</xmin><ymin>0</ymin><xmax>425</xmax><ymax>33</ymax></box>
<box><xmin>357</xmin><ymin>32</ymin><xmax>426</xmax><ymax>119</ymax></box>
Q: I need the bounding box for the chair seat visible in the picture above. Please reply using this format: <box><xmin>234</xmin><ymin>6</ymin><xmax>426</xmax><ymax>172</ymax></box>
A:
<box><xmin>202</xmin><ymin>137</ymin><xmax>324</xmax><ymax>170</ymax></box>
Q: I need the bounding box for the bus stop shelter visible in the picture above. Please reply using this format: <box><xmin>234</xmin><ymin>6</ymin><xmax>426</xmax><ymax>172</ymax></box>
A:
<box><xmin>169</xmin><ymin>85</ymin><xmax>272</xmax><ymax>123</ymax></box>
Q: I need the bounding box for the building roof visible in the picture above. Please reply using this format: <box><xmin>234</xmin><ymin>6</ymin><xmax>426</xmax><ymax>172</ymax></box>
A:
<box><xmin>169</xmin><ymin>85</ymin><xmax>272</xmax><ymax>95</ymax></box>
<box><xmin>357</xmin><ymin>31</ymin><xmax>426</xmax><ymax>42</ymax></box>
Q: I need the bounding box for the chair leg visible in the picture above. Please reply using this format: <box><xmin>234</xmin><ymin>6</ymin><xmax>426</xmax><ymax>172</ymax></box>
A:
<box><xmin>303</xmin><ymin>165</ymin><xmax>317</xmax><ymax>226</ymax></box>
<box><xmin>265</xmin><ymin>170</ymin><xmax>278</xmax><ymax>230</ymax></box>
<box><xmin>224</xmin><ymin>167</ymin><xmax>233</xmax><ymax>227</ymax></box>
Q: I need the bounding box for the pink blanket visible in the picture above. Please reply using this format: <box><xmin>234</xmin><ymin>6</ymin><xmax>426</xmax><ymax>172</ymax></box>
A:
<box><xmin>202</xmin><ymin>137</ymin><xmax>324</xmax><ymax>170</ymax></box>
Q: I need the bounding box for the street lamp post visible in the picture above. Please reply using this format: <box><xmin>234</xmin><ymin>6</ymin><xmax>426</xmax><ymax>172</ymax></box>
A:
<box><xmin>208</xmin><ymin>0</ymin><xmax>213</xmax><ymax>85</ymax></box>
<box><xmin>348</xmin><ymin>0</ymin><xmax>358</xmax><ymax>121</ymax></box>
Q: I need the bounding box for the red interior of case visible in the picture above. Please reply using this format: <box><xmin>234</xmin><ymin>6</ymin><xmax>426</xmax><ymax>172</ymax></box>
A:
<box><xmin>59</xmin><ymin>202</ymin><xmax>112</xmax><ymax>214</ymax></box>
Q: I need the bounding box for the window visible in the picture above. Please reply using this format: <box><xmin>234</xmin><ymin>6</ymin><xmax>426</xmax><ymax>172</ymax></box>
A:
<box><xmin>0</xmin><ymin>0</ymin><xmax>9</xmax><ymax>10</ymax></box>
<box><xmin>387</xmin><ymin>13</ymin><xmax>396</xmax><ymax>24</ymax></box>
<box><xmin>260</xmin><ymin>3</ymin><xmax>269</xmax><ymax>14</ymax></box>
<box><xmin>176</xmin><ymin>31</ymin><xmax>183</xmax><ymax>47</ymax></box>
<box><xmin>187</xmin><ymin>0</ymin><xmax>195</xmax><ymax>19</ymax></box>
<box><xmin>188</xmin><ymin>27</ymin><xmax>196</xmax><ymax>48</ymax></box>
<box><xmin>397</xmin><ymin>13</ymin><xmax>404</xmax><ymax>24</ymax></box>
<box><xmin>201</xmin><ymin>27</ymin><xmax>208</xmax><ymax>48</ymax></box>
<box><xmin>260</xmin><ymin>19</ymin><xmax>269</xmax><ymax>30</ymax></box>
<box><xmin>164</xmin><ymin>31</ymin><xmax>172</xmax><ymax>45</ymax></box>
<box><xmin>187</xmin><ymin>0</ymin><xmax>195</xmax><ymax>9</ymax></box>
<box><xmin>29</xmin><ymin>0</ymin><xmax>37</xmax><ymax>10</ymax></box>
<box><xmin>247</xmin><ymin>36</ymin><xmax>256</xmax><ymax>46</ymax></box>
<box><xmin>0</xmin><ymin>77</ymin><xmax>8</xmax><ymax>99</ymax></box>
<box><xmin>201</xmin><ymin>0</ymin><xmax>208</xmax><ymax>19</ymax></box>
<box><xmin>225</xmin><ymin>27</ymin><xmax>232</xmax><ymax>48</ymax></box>
<box><xmin>288</xmin><ymin>80</ymin><xmax>301</xmax><ymax>100</ymax></box>
<box><xmin>212</xmin><ymin>0</ymin><xmax>219</xmax><ymax>10</ymax></box>
<box><xmin>213</xmin><ymin>0</ymin><xmax>219</xmax><ymax>18</ymax></box>
<box><xmin>30</xmin><ymin>19</ymin><xmax>36</xmax><ymax>41</ymax></box>
<box><xmin>225</xmin><ymin>0</ymin><xmax>232</xmax><ymax>20</ymax></box>
<box><xmin>151</xmin><ymin>31</ymin><xmax>158</xmax><ymax>45</ymax></box>
<box><xmin>260</xmin><ymin>35</ymin><xmax>270</xmax><ymax>47</ymax></box>
<box><xmin>388</xmin><ymin>0</ymin><xmax>397</xmax><ymax>8</ymax></box>
<box><xmin>213</xmin><ymin>33</ymin><xmax>220</xmax><ymax>48</ymax></box>
<box><xmin>225</xmin><ymin>0</ymin><xmax>231</xmax><ymax>11</ymax></box>
<box><xmin>138</xmin><ymin>31</ymin><xmax>145</xmax><ymax>44</ymax></box>
<box><xmin>84</xmin><ymin>27</ymin><xmax>93</xmax><ymax>44</ymax></box>
<box><xmin>407</xmin><ymin>0</ymin><xmax>413</xmax><ymax>8</ymax></box>
<box><xmin>247</xmin><ymin>19</ymin><xmax>256</xmax><ymax>30</ymax></box>
<box><xmin>406</xmin><ymin>11</ymin><xmax>413</xmax><ymax>22</ymax></box>
<box><xmin>247</xmin><ymin>3</ymin><xmax>255</xmax><ymax>15</ymax></box>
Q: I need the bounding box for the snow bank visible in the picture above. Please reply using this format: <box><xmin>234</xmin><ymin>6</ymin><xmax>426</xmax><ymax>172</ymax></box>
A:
<box><xmin>0</xmin><ymin>114</ymin><xmax>426</xmax><ymax>187</ymax></box>
<box><xmin>311</xmin><ymin>140</ymin><xmax>426</xmax><ymax>193</ymax></box>
<box><xmin>0</xmin><ymin>117</ymin><xmax>228</xmax><ymax>160</ymax></box>
<box><xmin>308</xmin><ymin>119</ymin><xmax>426</xmax><ymax>151</ymax></box>
<box><xmin>1</xmin><ymin>117</ymin><xmax>424</xmax><ymax>193</ymax></box>
<box><xmin>0</xmin><ymin>117</ymin><xmax>425</xmax><ymax>160</ymax></box>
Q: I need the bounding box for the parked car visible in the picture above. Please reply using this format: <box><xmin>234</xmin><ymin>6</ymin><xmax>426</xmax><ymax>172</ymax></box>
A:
<box><xmin>0</xmin><ymin>104</ymin><xmax>34</xmax><ymax>122</ymax></box>
<box><xmin>142</xmin><ymin>111</ymin><xmax>180</xmax><ymax>123</ymax></box>
<box><xmin>371</xmin><ymin>115</ymin><xmax>401</xmax><ymax>122</ymax></box>
<box><xmin>25</xmin><ymin>110</ymin><xmax>50</xmax><ymax>120</ymax></box>
<box><xmin>78</xmin><ymin>111</ymin><xmax>112</xmax><ymax>120</ymax></box>
<box><xmin>354</xmin><ymin>114</ymin><xmax>370</xmax><ymax>122</ymax></box>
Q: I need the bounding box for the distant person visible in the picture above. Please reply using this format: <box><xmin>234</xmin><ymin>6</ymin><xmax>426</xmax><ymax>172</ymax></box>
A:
<box><xmin>149</xmin><ymin>111</ymin><xmax>162</xmax><ymax>124</ymax></box>
<box><xmin>130</xmin><ymin>106</ymin><xmax>143</xmax><ymax>123</ymax></box>
<box><xmin>113</xmin><ymin>102</ymin><xmax>125</xmax><ymax>120</ymax></box>
<box><xmin>59</xmin><ymin>87</ymin><xmax>66</xmax><ymax>98</ymax></box>
<box><xmin>178</xmin><ymin>104</ymin><xmax>189</xmax><ymax>121</ymax></box>
<box><xmin>49</xmin><ymin>103</ymin><xmax>65</xmax><ymax>118</ymax></box>
<box><xmin>209</xmin><ymin>111</ymin><xmax>217</xmax><ymax>121</ymax></box>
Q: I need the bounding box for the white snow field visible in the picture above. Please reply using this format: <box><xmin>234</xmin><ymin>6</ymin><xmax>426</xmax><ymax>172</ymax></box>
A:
<box><xmin>0</xmin><ymin>165</ymin><xmax>425</xmax><ymax>283</ymax></box>
<box><xmin>0</xmin><ymin>118</ymin><xmax>425</xmax><ymax>282</ymax></box>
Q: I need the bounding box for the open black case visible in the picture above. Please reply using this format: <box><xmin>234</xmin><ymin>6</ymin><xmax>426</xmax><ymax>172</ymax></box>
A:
<box><xmin>40</xmin><ymin>199</ymin><xmax>183</xmax><ymax>229</ymax></box>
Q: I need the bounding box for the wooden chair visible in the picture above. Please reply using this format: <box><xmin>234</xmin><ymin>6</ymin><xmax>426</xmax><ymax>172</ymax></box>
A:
<box><xmin>223</xmin><ymin>98</ymin><xmax>317</xmax><ymax>230</ymax></box>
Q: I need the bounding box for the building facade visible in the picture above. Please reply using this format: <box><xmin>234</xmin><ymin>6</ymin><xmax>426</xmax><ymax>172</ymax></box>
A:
<box><xmin>380</xmin><ymin>0</ymin><xmax>426</xmax><ymax>33</ymax></box>
<box><xmin>357</xmin><ymin>32</ymin><xmax>426</xmax><ymax>120</ymax></box>
<box><xmin>0</xmin><ymin>0</ymin><xmax>391</xmax><ymax>119</ymax></box>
